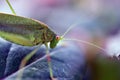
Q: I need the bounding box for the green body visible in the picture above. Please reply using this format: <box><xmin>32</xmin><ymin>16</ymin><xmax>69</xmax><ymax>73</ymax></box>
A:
<box><xmin>2</xmin><ymin>0</ymin><xmax>59</xmax><ymax>79</ymax></box>
<box><xmin>0</xmin><ymin>13</ymin><xmax>57</xmax><ymax>47</ymax></box>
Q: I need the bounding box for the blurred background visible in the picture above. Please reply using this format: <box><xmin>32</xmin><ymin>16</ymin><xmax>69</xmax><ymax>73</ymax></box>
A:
<box><xmin>0</xmin><ymin>0</ymin><xmax>120</xmax><ymax>80</ymax></box>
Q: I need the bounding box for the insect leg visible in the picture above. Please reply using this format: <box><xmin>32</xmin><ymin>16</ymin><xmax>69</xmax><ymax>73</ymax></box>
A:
<box><xmin>45</xmin><ymin>43</ymin><xmax>56</xmax><ymax>80</ymax></box>
<box><xmin>6</xmin><ymin>0</ymin><xmax>16</xmax><ymax>15</ymax></box>
<box><xmin>17</xmin><ymin>45</ymin><xmax>41</xmax><ymax>80</ymax></box>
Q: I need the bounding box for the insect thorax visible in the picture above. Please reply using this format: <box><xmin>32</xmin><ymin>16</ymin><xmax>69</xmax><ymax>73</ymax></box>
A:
<box><xmin>33</xmin><ymin>28</ymin><xmax>56</xmax><ymax>45</ymax></box>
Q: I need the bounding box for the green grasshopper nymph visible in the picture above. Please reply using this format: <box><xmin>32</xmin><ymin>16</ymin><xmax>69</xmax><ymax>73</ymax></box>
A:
<box><xmin>0</xmin><ymin>12</ymin><xmax>61</xmax><ymax>80</ymax></box>
<box><xmin>0</xmin><ymin>0</ymin><xmax>108</xmax><ymax>80</ymax></box>
<box><xmin>0</xmin><ymin>12</ymin><xmax>61</xmax><ymax>48</ymax></box>
<box><xmin>0</xmin><ymin>0</ymin><xmax>62</xmax><ymax>80</ymax></box>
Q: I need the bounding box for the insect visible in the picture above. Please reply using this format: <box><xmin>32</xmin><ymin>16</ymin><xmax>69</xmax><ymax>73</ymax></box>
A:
<box><xmin>0</xmin><ymin>11</ymin><xmax>62</xmax><ymax>80</ymax></box>
<box><xmin>0</xmin><ymin>0</ymin><xmax>62</xmax><ymax>80</ymax></box>
<box><xmin>0</xmin><ymin>12</ymin><xmax>60</xmax><ymax>48</ymax></box>
<box><xmin>0</xmin><ymin>0</ymin><xmax>108</xmax><ymax>80</ymax></box>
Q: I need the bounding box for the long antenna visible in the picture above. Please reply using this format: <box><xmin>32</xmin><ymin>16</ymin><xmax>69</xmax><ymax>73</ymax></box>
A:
<box><xmin>60</xmin><ymin>23</ymin><xmax>108</xmax><ymax>53</ymax></box>
<box><xmin>61</xmin><ymin>23</ymin><xmax>78</xmax><ymax>38</ymax></box>
<box><xmin>63</xmin><ymin>38</ymin><xmax>107</xmax><ymax>53</ymax></box>
<box><xmin>6</xmin><ymin>0</ymin><xmax>16</xmax><ymax>15</ymax></box>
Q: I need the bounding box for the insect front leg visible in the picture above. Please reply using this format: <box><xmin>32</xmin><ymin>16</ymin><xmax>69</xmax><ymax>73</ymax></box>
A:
<box><xmin>45</xmin><ymin>43</ymin><xmax>57</xmax><ymax>80</ymax></box>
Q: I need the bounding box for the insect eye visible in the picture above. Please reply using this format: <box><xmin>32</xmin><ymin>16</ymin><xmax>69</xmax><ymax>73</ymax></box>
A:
<box><xmin>56</xmin><ymin>36</ymin><xmax>60</xmax><ymax>40</ymax></box>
